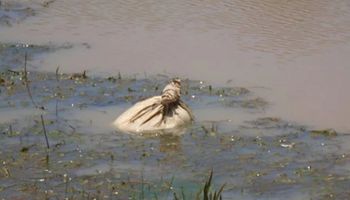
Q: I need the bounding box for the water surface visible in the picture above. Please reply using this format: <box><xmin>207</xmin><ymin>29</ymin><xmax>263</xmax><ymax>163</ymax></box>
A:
<box><xmin>2</xmin><ymin>0</ymin><xmax>348</xmax><ymax>132</ymax></box>
<box><xmin>1</xmin><ymin>2</ymin><xmax>350</xmax><ymax>198</ymax></box>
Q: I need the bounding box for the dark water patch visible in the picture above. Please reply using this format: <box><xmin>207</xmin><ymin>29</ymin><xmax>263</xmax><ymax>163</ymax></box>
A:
<box><xmin>243</xmin><ymin>117</ymin><xmax>293</xmax><ymax>129</ymax></box>
<box><xmin>223</xmin><ymin>97</ymin><xmax>268</xmax><ymax>111</ymax></box>
<box><xmin>0</xmin><ymin>42</ymin><xmax>73</xmax><ymax>71</ymax></box>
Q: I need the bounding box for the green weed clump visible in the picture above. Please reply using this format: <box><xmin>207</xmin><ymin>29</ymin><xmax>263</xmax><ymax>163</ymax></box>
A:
<box><xmin>173</xmin><ymin>170</ymin><xmax>225</xmax><ymax>200</ymax></box>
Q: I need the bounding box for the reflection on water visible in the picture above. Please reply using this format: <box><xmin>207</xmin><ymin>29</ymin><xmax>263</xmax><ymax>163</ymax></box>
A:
<box><xmin>159</xmin><ymin>134</ymin><xmax>181</xmax><ymax>152</ymax></box>
<box><xmin>1</xmin><ymin>1</ymin><xmax>350</xmax><ymax>131</ymax></box>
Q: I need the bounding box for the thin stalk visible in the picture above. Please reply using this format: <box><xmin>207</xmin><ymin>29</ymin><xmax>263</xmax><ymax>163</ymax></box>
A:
<box><xmin>55</xmin><ymin>66</ymin><xmax>60</xmax><ymax>118</ymax></box>
<box><xmin>23</xmin><ymin>52</ymin><xmax>39</xmax><ymax>109</ymax></box>
<box><xmin>55</xmin><ymin>98</ymin><xmax>59</xmax><ymax>118</ymax></box>
<box><xmin>45</xmin><ymin>153</ymin><xmax>50</xmax><ymax>166</ymax></box>
<box><xmin>40</xmin><ymin>115</ymin><xmax>50</xmax><ymax>149</ymax></box>
<box><xmin>65</xmin><ymin>178</ymin><xmax>69</xmax><ymax>198</ymax></box>
<box><xmin>55</xmin><ymin>66</ymin><xmax>60</xmax><ymax>82</ymax></box>
<box><xmin>118</xmin><ymin>71</ymin><xmax>122</xmax><ymax>80</ymax></box>
<box><xmin>8</xmin><ymin>124</ymin><xmax>13</xmax><ymax>135</ymax></box>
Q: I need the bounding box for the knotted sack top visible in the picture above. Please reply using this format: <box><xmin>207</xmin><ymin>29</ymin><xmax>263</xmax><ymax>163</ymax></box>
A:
<box><xmin>113</xmin><ymin>79</ymin><xmax>194</xmax><ymax>133</ymax></box>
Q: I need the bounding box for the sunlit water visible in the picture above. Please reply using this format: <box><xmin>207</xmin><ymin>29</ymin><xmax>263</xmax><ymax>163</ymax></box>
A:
<box><xmin>1</xmin><ymin>0</ymin><xmax>350</xmax><ymax>132</ymax></box>
<box><xmin>1</xmin><ymin>2</ymin><xmax>350</xmax><ymax>198</ymax></box>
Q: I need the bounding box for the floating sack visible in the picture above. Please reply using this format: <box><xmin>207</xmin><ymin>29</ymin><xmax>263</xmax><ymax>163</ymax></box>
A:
<box><xmin>113</xmin><ymin>79</ymin><xmax>194</xmax><ymax>133</ymax></box>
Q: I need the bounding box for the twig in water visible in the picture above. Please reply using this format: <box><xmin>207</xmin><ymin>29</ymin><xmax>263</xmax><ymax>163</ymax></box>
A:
<box><xmin>55</xmin><ymin>66</ymin><xmax>60</xmax><ymax>82</ymax></box>
<box><xmin>40</xmin><ymin>115</ymin><xmax>50</xmax><ymax>149</ymax></box>
<box><xmin>42</xmin><ymin>0</ymin><xmax>55</xmax><ymax>8</ymax></box>
<box><xmin>55</xmin><ymin>99</ymin><xmax>59</xmax><ymax>118</ymax></box>
<box><xmin>55</xmin><ymin>66</ymin><xmax>60</xmax><ymax>118</ymax></box>
<box><xmin>45</xmin><ymin>153</ymin><xmax>50</xmax><ymax>166</ymax></box>
<box><xmin>23</xmin><ymin>52</ymin><xmax>42</xmax><ymax>109</ymax></box>
<box><xmin>8</xmin><ymin>124</ymin><xmax>13</xmax><ymax>135</ymax></box>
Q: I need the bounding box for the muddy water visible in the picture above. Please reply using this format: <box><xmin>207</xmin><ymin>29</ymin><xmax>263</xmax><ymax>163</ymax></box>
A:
<box><xmin>1</xmin><ymin>1</ymin><xmax>350</xmax><ymax>197</ymax></box>
<box><xmin>1</xmin><ymin>0</ymin><xmax>350</xmax><ymax>130</ymax></box>
<box><xmin>2</xmin><ymin>70</ymin><xmax>350</xmax><ymax>199</ymax></box>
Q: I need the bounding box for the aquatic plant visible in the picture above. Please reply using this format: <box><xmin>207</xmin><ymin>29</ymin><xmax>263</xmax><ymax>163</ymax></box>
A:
<box><xmin>172</xmin><ymin>170</ymin><xmax>225</xmax><ymax>200</ymax></box>
<box><xmin>198</xmin><ymin>170</ymin><xmax>225</xmax><ymax>200</ymax></box>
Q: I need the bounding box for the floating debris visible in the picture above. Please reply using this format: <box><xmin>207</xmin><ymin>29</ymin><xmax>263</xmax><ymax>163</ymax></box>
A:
<box><xmin>280</xmin><ymin>142</ymin><xmax>295</xmax><ymax>149</ymax></box>
<box><xmin>69</xmin><ymin>70</ymin><xmax>88</xmax><ymax>80</ymax></box>
<box><xmin>310</xmin><ymin>129</ymin><xmax>337</xmax><ymax>137</ymax></box>
<box><xmin>42</xmin><ymin>0</ymin><xmax>56</xmax><ymax>8</ymax></box>
<box><xmin>215</xmin><ymin>87</ymin><xmax>250</xmax><ymax>97</ymax></box>
<box><xmin>243</xmin><ymin>117</ymin><xmax>287</xmax><ymax>129</ymax></box>
<box><xmin>223</xmin><ymin>97</ymin><xmax>268</xmax><ymax>110</ymax></box>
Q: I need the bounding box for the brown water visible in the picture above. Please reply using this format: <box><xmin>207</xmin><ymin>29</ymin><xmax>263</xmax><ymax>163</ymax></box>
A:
<box><xmin>1</xmin><ymin>0</ymin><xmax>350</xmax><ymax>132</ymax></box>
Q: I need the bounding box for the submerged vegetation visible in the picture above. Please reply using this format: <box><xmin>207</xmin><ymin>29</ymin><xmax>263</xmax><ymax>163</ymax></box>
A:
<box><xmin>1</xmin><ymin>43</ymin><xmax>350</xmax><ymax>199</ymax></box>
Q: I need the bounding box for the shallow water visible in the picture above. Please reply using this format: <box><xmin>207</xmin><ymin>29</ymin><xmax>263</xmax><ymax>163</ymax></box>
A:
<box><xmin>1</xmin><ymin>0</ymin><xmax>350</xmax><ymax>199</ymax></box>
<box><xmin>1</xmin><ymin>0</ymin><xmax>350</xmax><ymax>132</ymax></box>
<box><xmin>1</xmin><ymin>65</ymin><xmax>350</xmax><ymax>199</ymax></box>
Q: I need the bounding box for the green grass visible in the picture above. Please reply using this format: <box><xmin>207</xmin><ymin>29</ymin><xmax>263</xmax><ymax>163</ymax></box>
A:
<box><xmin>173</xmin><ymin>170</ymin><xmax>226</xmax><ymax>200</ymax></box>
